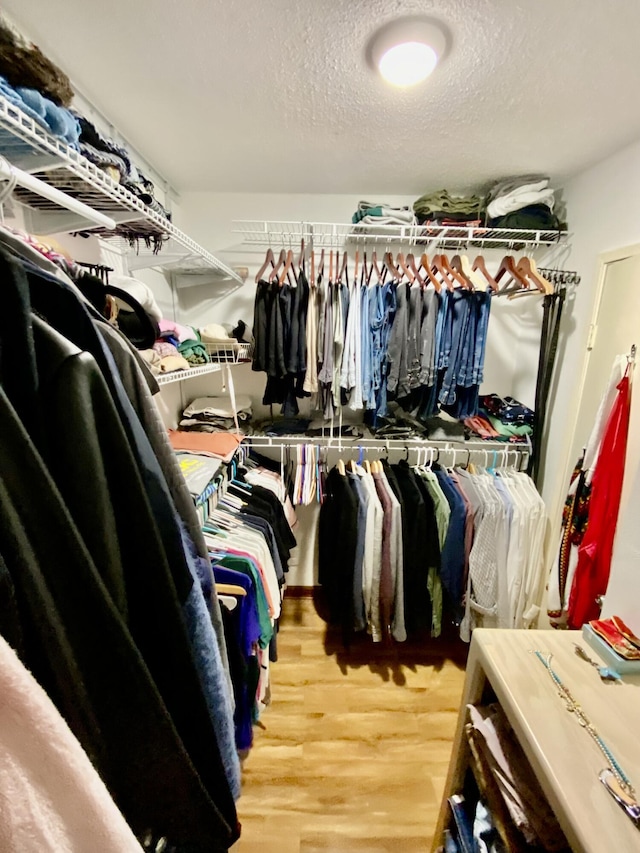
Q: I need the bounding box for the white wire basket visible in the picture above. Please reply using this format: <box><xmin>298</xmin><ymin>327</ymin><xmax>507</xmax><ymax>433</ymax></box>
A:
<box><xmin>204</xmin><ymin>341</ymin><xmax>252</xmax><ymax>363</ymax></box>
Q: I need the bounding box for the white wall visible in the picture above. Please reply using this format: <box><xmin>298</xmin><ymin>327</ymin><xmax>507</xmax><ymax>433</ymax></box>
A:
<box><xmin>542</xmin><ymin>138</ymin><xmax>640</xmax><ymax>514</ymax></box>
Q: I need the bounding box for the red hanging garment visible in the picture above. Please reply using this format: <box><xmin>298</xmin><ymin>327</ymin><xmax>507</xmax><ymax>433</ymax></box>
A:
<box><xmin>568</xmin><ymin>371</ymin><xmax>632</xmax><ymax>628</ymax></box>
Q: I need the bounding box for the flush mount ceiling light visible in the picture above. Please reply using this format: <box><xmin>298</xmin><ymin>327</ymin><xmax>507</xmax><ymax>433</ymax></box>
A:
<box><xmin>368</xmin><ymin>17</ymin><xmax>448</xmax><ymax>87</ymax></box>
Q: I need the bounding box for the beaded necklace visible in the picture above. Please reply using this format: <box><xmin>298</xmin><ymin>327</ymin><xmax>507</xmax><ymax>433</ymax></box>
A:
<box><xmin>532</xmin><ymin>651</ymin><xmax>635</xmax><ymax>796</ymax></box>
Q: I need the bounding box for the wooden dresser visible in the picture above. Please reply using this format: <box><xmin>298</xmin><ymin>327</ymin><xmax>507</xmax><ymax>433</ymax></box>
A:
<box><xmin>432</xmin><ymin>628</ymin><xmax>640</xmax><ymax>852</ymax></box>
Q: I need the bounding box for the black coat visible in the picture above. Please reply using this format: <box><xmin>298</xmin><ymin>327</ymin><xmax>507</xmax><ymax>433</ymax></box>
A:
<box><xmin>0</xmin><ymin>250</ymin><xmax>238</xmax><ymax>850</ymax></box>
<box><xmin>318</xmin><ymin>467</ymin><xmax>358</xmax><ymax>643</ymax></box>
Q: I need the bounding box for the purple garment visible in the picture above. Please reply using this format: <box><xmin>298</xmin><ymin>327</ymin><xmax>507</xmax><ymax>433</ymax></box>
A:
<box><xmin>212</xmin><ymin>567</ymin><xmax>261</xmax><ymax>658</ymax></box>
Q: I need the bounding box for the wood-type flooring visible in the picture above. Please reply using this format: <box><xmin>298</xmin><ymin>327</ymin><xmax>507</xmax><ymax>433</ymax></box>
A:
<box><xmin>233</xmin><ymin>594</ymin><xmax>467</xmax><ymax>853</ymax></box>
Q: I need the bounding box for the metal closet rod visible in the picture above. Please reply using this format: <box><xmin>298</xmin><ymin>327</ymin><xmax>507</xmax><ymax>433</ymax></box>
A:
<box><xmin>244</xmin><ymin>438</ymin><xmax>529</xmax><ymax>467</ymax></box>
<box><xmin>0</xmin><ymin>155</ymin><xmax>117</xmax><ymax>231</ymax></box>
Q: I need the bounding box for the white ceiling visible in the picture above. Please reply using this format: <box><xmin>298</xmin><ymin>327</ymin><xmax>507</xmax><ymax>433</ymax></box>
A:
<box><xmin>5</xmin><ymin>0</ymin><xmax>640</xmax><ymax>195</ymax></box>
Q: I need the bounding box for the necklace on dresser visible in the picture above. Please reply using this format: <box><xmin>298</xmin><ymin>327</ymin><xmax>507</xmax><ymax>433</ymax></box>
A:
<box><xmin>532</xmin><ymin>650</ymin><xmax>640</xmax><ymax>829</ymax></box>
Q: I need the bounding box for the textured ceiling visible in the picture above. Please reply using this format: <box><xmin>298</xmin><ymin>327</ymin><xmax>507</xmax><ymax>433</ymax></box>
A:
<box><xmin>5</xmin><ymin>0</ymin><xmax>640</xmax><ymax>194</ymax></box>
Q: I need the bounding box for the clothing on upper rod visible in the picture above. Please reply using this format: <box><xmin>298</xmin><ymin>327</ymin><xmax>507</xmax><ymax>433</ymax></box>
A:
<box><xmin>252</xmin><ymin>248</ymin><xmax>558</xmax><ymax>425</ymax></box>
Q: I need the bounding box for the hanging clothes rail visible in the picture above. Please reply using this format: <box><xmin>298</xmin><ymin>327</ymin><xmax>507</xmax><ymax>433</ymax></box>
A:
<box><xmin>244</xmin><ymin>436</ymin><xmax>531</xmax><ymax>475</ymax></box>
<box><xmin>0</xmin><ymin>153</ymin><xmax>117</xmax><ymax>230</ymax></box>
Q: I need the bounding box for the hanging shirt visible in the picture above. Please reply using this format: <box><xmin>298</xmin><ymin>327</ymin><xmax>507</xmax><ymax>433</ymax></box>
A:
<box><xmin>355</xmin><ymin>465</ymin><xmax>383</xmax><ymax>639</ymax></box>
<box><xmin>378</xmin><ymin>467</ymin><xmax>407</xmax><ymax>643</ymax></box>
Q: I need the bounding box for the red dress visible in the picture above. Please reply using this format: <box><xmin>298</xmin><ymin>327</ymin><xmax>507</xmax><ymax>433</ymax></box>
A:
<box><xmin>568</xmin><ymin>372</ymin><xmax>632</xmax><ymax>628</ymax></box>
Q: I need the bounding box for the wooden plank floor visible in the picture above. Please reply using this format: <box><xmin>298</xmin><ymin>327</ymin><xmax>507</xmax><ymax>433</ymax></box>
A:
<box><xmin>233</xmin><ymin>594</ymin><xmax>467</xmax><ymax>853</ymax></box>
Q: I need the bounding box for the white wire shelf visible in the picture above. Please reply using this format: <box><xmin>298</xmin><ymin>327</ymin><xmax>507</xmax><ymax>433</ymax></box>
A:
<box><xmin>156</xmin><ymin>344</ymin><xmax>251</xmax><ymax>385</ymax></box>
<box><xmin>232</xmin><ymin>220</ymin><xmax>569</xmax><ymax>252</ymax></box>
<box><xmin>157</xmin><ymin>363</ymin><xmax>223</xmax><ymax>386</ymax></box>
<box><xmin>0</xmin><ymin>95</ymin><xmax>243</xmax><ymax>281</ymax></box>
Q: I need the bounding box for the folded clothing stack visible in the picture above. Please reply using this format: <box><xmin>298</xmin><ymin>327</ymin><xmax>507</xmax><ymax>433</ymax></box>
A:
<box><xmin>352</xmin><ymin>200</ymin><xmax>417</xmax><ymax>227</ymax></box>
<box><xmin>0</xmin><ymin>74</ymin><xmax>79</xmax><ymax>147</ymax></box>
<box><xmin>180</xmin><ymin>396</ymin><xmax>252</xmax><ymax>433</ymax></box>
<box><xmin>466</xmin><ymin>394</ymin><xmax>534</xmax><ymax>442</ymax></box>
<box><xmin>168</xmin><ymin>429</ymin><xmax>243</xmax><ymax>463</ymax></box>
<box><xmin>72</xmin><ymin>113</ymin><xmax>171</xmax><ymax>223</ymax></box>
<box><xmin>485</xmin><ymin>175</ymin><xmax>564</xmax><ymax>230</ymax></box>
<box><xmin>413</xmin><ymin>189</ymin><xmax>485</xmax><ymax>226</ymax></box>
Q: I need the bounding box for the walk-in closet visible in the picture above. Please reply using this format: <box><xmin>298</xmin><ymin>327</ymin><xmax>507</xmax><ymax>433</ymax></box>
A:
<box><xmin>1</xmin><ymin>2</ymin><xmax>640</xmax><ymax>851</ymax></box>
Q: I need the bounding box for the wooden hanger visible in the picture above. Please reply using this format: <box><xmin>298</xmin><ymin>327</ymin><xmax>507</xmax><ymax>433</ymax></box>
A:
<box><xmin>269</xmin><ymin>248</ymin><xmax>286</xmax><ymax>282</ymax></box>
<box><xmin>450</xmin><ymin>254</ymin><xmax>475</xmax><ymax>290</ymax></box>
<box><xmin>215</xmin><ymin>583</ymin><xmax>247</xmax><ymax>597</ymax></box>
<box><xmin>472</xmin><ymin>254</ymin><xmax>499</xmax><ymax>292</ymax></box>
<box><xmin>255</xmin><ymin>248</ymin><xmax>275</xmax><ymax>283</ymax></box>
<box><xmin>516</xmin><ymin>257</ymin><xmax>553</xmax><ymax>294</ymax></box>
<box><xmin>364</xmin><ymin>459</ymin><xmax>371</xmax><ymax>474</ymax></box>
<box><xmin>349</xmin><ymin>459</ymin><xmax>356</xmax><ymax>473</ymax></box>
<box><xmin>407</xmin><ymin>253</ymin><xmax>425</xmax><ymax>288</ymax></box>
<box><xmin>441</xmin><ymin>253</ymin><xmax>468</xmax><ymax>288</ymax></box>
<box><xmin>329</xmin><ymin>249</ymin><xmax>334</xmax><ymax>282</ymax></box>
<box><xmin>432</xmin><ymin>254</ymin><xmax>456</xmax><ymax>291</ymax></box>
<box><xmin>419</xmin><ymin>253</ymin><xmax>442</xmax><ymax>292</ymax></box>
<box><xmin>318</xmin><ymin>248</ymin><xmax>325</xmax><ymax>280</ymax></box>
<box><xmin>338</xmin><ymin>250</ymin><xmax>348</xmax><ymax>284</ymax></box>
<box><xmin>397</xmin><ymin>251</ymin><xmax>415</xmax><ymax>285</ymax></box>
<box><xmin>337</xmin><ymin>458</ymin><xmax>346</xmax><ymax>475</ymax></box>
<box><xmin>370</xmin><ymin>250</ymin><xmax>382</xmax><ymax>284</ymax></box>
<box><xmin>495</xmin><ymin>255</ymin><xmax>529</xmax><ymax>293</ymax></box>
<box><xmin>384</xmin><ymin>251</ymin><xmax>401</xmax><ymax>282</ymax></box>
<box><xmin>278</xmin><ymin>249</ymin><xmax>295</xmax><ymax>286</ymax></box>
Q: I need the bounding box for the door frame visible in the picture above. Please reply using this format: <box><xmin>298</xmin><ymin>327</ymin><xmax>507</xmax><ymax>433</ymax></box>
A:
<box><xmin>551</xmin><ymin>241</ymin><xmax>640</xmax><ymax>527</ymax></box>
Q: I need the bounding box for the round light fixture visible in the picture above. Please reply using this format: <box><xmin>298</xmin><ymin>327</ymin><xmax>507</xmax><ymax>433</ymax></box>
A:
<box><xmin>369</xmin><ymin>18</ymin><xmax>448</xmax><ymax>88</ymax></box>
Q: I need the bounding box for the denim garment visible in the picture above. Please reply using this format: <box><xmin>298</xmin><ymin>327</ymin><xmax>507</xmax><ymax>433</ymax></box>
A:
<box><xmin>182</xmin><ymin>528</ymin><xmax>241</xmax><ymax>800</ymax></box>
<box><xmin>360</xmin><ymin>286</ymin><xmax>373</xmax><ymax>408</ymax></box>
<box><xmin>439</xmin><ymin>290</ymin><xmax>472</xmax><ymax>406</ymax></box>
<box><xmin>368</xmin><ymin>284</ymin><xmax>385</xmax><ymax>403</ymax></box>
<box><xmin>472</xmin><ymin>291</ymin><xmax>492</xmax><ymax>385</ymax></box>
<box><xmin>340</xmin><ymin>282</ymin><xmax>350</xmax><ymax>338</ymax></box>
<box><xmin>419</xmin><ymin>288</ymin><xmax>438</xmax><ymax>386</ymax></box>
<box><xmin>436</xmin><ymin>289</ymin><xmax>452</xmax><ymax>370</ymax></box>
<box><xmin>407</xmin><ymin>285</ymin><xmax>423</xmax><ymax>390</ymax></box>
<box><xmin>457</xmin><ymin>293</ymin><xmax>479</xmax><ymax>388</ymax></box>
<box><xmin>376</xmin><ymin>283</ymin><xmax>397</xmax><ymax>420</ymax></box>
<box><xmin>434</xmin><ymin>468</ymin><xmax>467</xmax><ymax>624</ymax></box>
